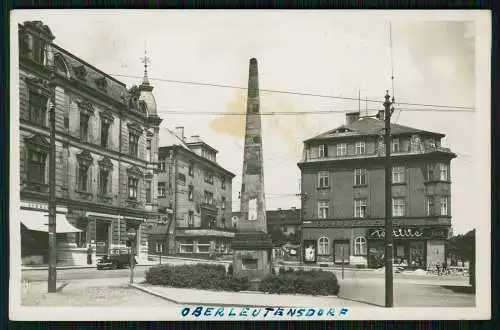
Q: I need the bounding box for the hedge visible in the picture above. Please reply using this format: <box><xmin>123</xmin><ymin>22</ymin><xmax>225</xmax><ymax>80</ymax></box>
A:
<box><xmin>259</xmin><ymin>268</ymin><xmax>340</xmax><ymax>296</ymax></box>
<box><xmin>145</xmin><ymin>263</ymin><xmax>251</xmax><ymax>292</ymax></box>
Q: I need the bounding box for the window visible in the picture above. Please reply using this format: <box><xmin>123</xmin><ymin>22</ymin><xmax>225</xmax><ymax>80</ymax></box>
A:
<box><xmin>32</xmin><ymin>37</ymin><xmax>48</xmax><ymax>64</ymax></box>
<box><xmin>188</xmin><ymin>161</ymin><xmax>194</xmax><ymax>176</ymax></box>
<box><xmin>80</xmin><ymin>113</ymin><xmax>90</xmax><ymax>142</ymax></box>
<box><xmin>188</xmin><ymin>211</ymin><xmax>194</xmax><ymax>227</ymax></box>
<box><xmin>221</xmin><ymin>177</ymin><xmax>226</xmax><ymax>189</ymax></box>
<box><xmin>221</xmin><ymin>197</ymin><xmax>226</xmax><ymax>210</ymax></box>
<box><xmin>426</xmin><ymin>196</ymin><xmax>435</xmax><ymax>216</ymax></box>
<box><xmin>179</xmin><ymin>239</ymin><xmax>194</xmax><ymax>253</ymax></box>
<box><xmin>318</xmin><ymin>201</ymin><xmax>329</xmax><ymax>219</ymax></box>
<box><xmin>28</xmin><ymin>91</ymin><xmax>47</xmax><ymax>125</ymax></box>
<box><xmin>128</xmin><ymin>177</ymin><xmax>138</xmax><ymax>200</ymax></box>
<box><xmin>426</xmin><ymin>164</ymin><xmax>434</xmax><ymax>181</ymax></box>
<box><xmin>319</xmin><ymin>144</ymin><xmax>328</xmax><ymax>158</ymax></box>
<box><xmin>411</xmin><ymin>135</ymin><xmax>421</xmax><ymax>152</ymax></box>
<box><xmin>100</xmin><ymin>122</ymin><xmax>110</xmax><ymax>148</ymax></box>
<box><xmin>178</xmin><ymin>173</ymin><xmax>186</xmax><ymax>186</ymax></box>
<box><xmin>336</xmin><ymin>143</ymin><xmax>347</xmax><ymax>156</ymax></box>
<box><xmin>155</xmin><ymin>241</ymin><xmax>164</xmax><ymax>253</ymax></box>
<box><xmin>318</xmin><ymin>237</ymin><xmax>330</xmax><ymax>255</ymax></box>
<box><xmin>146</xmin><ymin>140</ymin><xmax>152</xmax><ymax>162</ymax></box>
<box><xmin>355</xmin><ymin>141</ymin><xmax>366</xmax><ymax>155</ymax></box>
<box><xmin>317</xmin><ymin>171</ymin><xmax>329</xmax><ymax>188</ymax></box>
<box><xmin>392</xmin><ymin>198</ymin><xmax>406</xmax><ymax>217</ymax></box>
<box><xmin>204</xmin><ymin>171</ymin><xmax>214</xmax><ymax>184</ymax></box>
<box><xmin>354</xmin><ymin>168</ymin><xmax>367</xmax><ymax>185</ymax></box>
<box><xmin>158</xmin><ymin>182</ymin><xmax>166</xmax><ymax>197</ymax></box>
<box><xmin>27</xmin><ymin>150</ymin><xmax>46</xmax><ymax>183</ymax></box>
<box><xmin>129</xmin><ymin>133</ymin><xmax>139</xmax><ymax>157</ymax></box>
<box><xmin>98</xmin><ymin>169</ymin><xmax>109</xmax><ymax>196</ymax></box>
<box><xmin>188</xmin><ymin>185</ymin><xmax>194</xmax><ymax>201</ymax></box>
<box><xmin>392</xmin><ymin>166</ymin><xmax>405</xmax><ymax>183</ymax></box>
<box><xmin>354</xmin><ymin>199</ymin><xmax>367</xmax><ymax>218</ymax></box>
<box><xmin>204</xmin><ymin>191</ymin><xmax>214</xmax><ymax>205</ymax></box>
<box><xmin>354</xmin><ymin>236</ymin><xmax>367</xmax><ymax>255</ymax></box>
<box><xmin>145</xmin><ymin>180</ymin><xmax>152</xmax><ymax>203</ymax></box>
<box><xmin>196</xmin><ymin>239</ymin><xmax>211</xmax><ymax>253</ymax></box>
<box><xmin>392</xmin><ymin>138</ymin><xmax>400</xmax><ymax>153</ymax></box>
<box><xmin>439</xmin><ymin>163</ymin><xmax>449</xmax><ymax>181</ymax></box>
<box><xmin>158</xmin><ymin>157</ymin><xmax>166</xmax><ymax>172</ymax></box>
<box><xmin>440</xmin><ymin>196</ymin><xmax>448</xmax><ymax>215</ymax></box>
<box><xmin>77</xmin><ymin>164</ymin><xmax>89</xmax><ymax>192</ymax></box>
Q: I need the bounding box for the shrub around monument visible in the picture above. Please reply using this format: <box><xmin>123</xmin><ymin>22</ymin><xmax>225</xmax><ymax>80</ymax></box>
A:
<box><xmin>145</xmin><ymin>264</ymin><xmax>251</xmax><ymax>292</ymax></box>
<box><xmin>259</xmin><ymin>268</ymin><xmax>340</xmax><ymax>296</ymax></box>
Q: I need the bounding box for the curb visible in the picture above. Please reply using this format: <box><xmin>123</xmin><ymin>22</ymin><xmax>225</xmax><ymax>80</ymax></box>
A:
<box><xmin>21</xmin><ymin>263</ymin><xmax>160</xmax><ymax>272</ymax></box>
<box><xmin>128</xmin><ymin>284</ymin><xmax>335</xmax><ymax>308</ymax></box>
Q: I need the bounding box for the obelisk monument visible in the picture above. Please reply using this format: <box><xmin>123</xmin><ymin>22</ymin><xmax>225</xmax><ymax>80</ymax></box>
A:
<box><xmin>232</xmin><ymin>58</ymin><xmax>273</xmax><ymax>286</ymax></box>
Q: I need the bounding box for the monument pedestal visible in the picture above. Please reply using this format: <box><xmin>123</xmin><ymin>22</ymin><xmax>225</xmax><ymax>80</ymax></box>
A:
<box><xmin>232</xmin><ymin>231</ymin><xmax>273</xmax><ymax>288</ymax></box>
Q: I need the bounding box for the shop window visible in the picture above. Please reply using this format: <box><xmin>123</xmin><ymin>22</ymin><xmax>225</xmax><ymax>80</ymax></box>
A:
<box><xmin>179</xmin><ymin>239</ymin><xmax>194</xmax><ymax>253</ymax></box>
<box><xmin>354</xmin><ymin>236</ymin><xmax>367</xmax><ymax>255</ymax></box>
<box><xmin>317</xmin><ymin>237</ymin><xmax>330</xmax><ymax>255</ymax></box>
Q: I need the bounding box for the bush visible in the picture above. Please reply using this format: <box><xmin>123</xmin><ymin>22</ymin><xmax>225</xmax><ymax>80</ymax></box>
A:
<box><xmin>145</xmin><ymin>263</ymin><xmax>250</xmax><ymax>292</ymax></box>
<box><xmin>227</xmin><ymin>264</ymin><xmax>233</xmax><ymax>276</ymax></box>
<box><xmin>258</xmin><ymin>268</ymin><xmax>340</xmax><ymax>296</ymax></box>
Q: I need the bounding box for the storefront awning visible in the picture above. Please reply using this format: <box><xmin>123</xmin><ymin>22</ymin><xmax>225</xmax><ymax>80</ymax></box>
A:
<box><xmin>20</xmin><ymin>209</ymin><xmax>82</xmax><ymax>233</ymax></box>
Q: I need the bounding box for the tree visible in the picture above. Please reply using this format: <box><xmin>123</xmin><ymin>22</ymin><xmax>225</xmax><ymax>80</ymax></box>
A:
<box><xmin>446</xmin><ymin>229</ymin><xmax>475</xmax><ymax>265</ymax></box>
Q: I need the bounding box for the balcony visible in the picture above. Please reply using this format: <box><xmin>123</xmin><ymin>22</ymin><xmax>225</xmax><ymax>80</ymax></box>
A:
<box><xmin>303</xmin><ymin>145</ymin><xmax>454</xmax><ymax>162</ymax></box>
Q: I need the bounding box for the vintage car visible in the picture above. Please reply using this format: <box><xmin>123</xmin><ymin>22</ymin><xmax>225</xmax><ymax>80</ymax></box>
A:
<box><xmin>96</xmin><ymin>248</ymin><xmax>137</xmax><ymax>270</ymax></box>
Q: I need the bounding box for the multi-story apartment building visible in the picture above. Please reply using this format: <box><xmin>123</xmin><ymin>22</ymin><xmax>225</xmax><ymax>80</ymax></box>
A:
<box><xmin>148</xmin><ymin>127</ymin><xmax>235</xmax><ymax>258</ymax></box>
<box><xmin>18</xmin><ymin>21</ymin><xmax>162</xmax><ymax>266</ymax></box>
<box><xmin>298</xmin><ymin>111</ymin><xmax>456</xmax><ymax>269</ymax></box>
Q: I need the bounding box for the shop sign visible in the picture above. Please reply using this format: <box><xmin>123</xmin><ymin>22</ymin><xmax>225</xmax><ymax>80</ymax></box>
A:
<box><xmin>367</xmin><ymin>228</ymin><xmax>448</xmax><ymax>240</ymax></box>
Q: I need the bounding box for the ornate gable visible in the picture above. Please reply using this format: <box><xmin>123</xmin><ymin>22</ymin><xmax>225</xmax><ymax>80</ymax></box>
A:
<box><xmin>98</xmin><ymin>157</ymin><xmax>113</xmax><ymax>171</ymax></box>
<box><xmin>127</xmin><ymin>165</ymin><xmax>143</xmax><ymax>178</ymax></box>
<box><xmin>25</xmin><ymin>134</ymin><xmax>50</xmax><ymax>151</ymax></box>
<box><xmin>76</xmin><ymin>150</ymin><xmax>93</xmax><ymax>166</ymax></box>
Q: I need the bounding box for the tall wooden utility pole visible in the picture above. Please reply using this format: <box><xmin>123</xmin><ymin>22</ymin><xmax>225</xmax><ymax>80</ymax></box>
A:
<box><xmin>383</xmin><ymin>90</ymin><xmax>394</xmax><ymax>307</ymax></box>
<box><xmin>48</xmin><ymin>69</ymin><xmax>57</xmax><ymax>293</ymax></box>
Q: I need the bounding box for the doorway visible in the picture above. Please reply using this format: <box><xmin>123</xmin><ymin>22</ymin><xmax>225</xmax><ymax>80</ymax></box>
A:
<box><xmin>95</xmin><ymin>221</ymin><xmax>111</xmax><ymax>256</ymax></box>
<box><xmin>333</xmin><ymin>240</ymin><xmax>350</xmax><ymax>264</ymax></box>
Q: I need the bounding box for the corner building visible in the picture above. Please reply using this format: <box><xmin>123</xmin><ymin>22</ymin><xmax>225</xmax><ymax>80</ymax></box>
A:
<box><xmin>298</xmin><ymin>112</ymin><xmax>456</xmax><ymax>269</ymax></box>
<box><xmin>18</xmin><ymin>21</ymin><xmax>162</xmax><ymax>266</ymax></box>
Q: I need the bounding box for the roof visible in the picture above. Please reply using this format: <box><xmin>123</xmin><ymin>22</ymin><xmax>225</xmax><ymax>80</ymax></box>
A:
<box><xmin>158</xmin><ymin>127</ymin><xmax>190</xmax><ymax>150</ymax></box>
<box><xmin>305</xmin><ymin>117</ymin><xmax>445</xmax><ymax>143</ymax></box>
<box><xmin>185</xmin><ymin>136</ymin><xmax>218</xmax><ymax>153</ymax></box>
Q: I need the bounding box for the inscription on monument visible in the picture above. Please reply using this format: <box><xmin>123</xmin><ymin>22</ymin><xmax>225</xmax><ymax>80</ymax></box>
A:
<box><xmin>248</xmin><ymin>197</ymin><xmax>257</xmax><ymax>221</ymax></box>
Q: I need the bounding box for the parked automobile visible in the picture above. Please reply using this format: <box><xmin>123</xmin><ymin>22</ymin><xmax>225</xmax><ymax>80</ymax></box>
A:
<box><xmin>97</xmin><ymin>248</ymin><xmax>137</xmax><ymax>270</ymax></box>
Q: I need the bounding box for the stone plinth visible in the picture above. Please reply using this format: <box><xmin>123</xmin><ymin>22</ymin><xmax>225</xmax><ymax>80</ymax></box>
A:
<box><xmin>232</xmin><ymin>231</ymin><xmax>273</xmax><ymax>283</ymax></box>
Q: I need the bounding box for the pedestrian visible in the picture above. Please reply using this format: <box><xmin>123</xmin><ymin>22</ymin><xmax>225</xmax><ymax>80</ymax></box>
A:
<box><xmin>435</xmin><ymin>262</ymin><xmax>441</xmax><ymax>276</ymax></box>
<box><xmin>442</xmin><ymin>260</ymin><xmax>448</xmax><ymax>275</ymax></box>
<box><xmin>87</xmin><ymin>244</ymin><xmax>93</xmax><ymax>265</ymax></box>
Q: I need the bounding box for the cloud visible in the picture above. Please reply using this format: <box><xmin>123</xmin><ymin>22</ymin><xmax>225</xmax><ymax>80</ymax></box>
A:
<box><xmin>209</xmin><ymin>90</ymin><xmax>247</xmax><ymax>138</ymax></box>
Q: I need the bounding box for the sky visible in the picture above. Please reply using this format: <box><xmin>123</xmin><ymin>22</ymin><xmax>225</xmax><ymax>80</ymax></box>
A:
<box><xmin>12</xmin><ymin>10</ymin><xmax>489</xmax><ymax>235</ymax></box>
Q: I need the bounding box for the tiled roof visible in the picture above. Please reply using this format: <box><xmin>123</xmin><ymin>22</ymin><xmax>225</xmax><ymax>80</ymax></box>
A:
<box><xmin>306</xmin><ymin>117</ymin><xmax>444</xmax><ymax>142</ymax></box>
<box><xmin>52</xmin><ymin>45</ymin><xmax>128</xmax><ymax>105</ymax></box>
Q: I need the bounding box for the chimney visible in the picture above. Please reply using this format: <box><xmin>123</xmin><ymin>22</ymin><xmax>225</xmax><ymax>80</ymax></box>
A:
<box><xmin>345</xmin><ymin>112</ymin><xmax>360</xmax><ymax>125</ymax></box>
<box><xmin>175</xmin><ymin>126</ymin><xmax>184</xmax><ymax>140</ymax></box>
<box><xmin>377</xmin><ymin>110</ymin><xmax>385</xmax><ymax>121</ymax></box>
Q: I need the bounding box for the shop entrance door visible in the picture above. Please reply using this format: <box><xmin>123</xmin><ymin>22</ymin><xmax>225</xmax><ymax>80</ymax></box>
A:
<box><xmin>95</xmin><ymin>222</ymin><xmax>111</xmax><ymax>256</ymax></box>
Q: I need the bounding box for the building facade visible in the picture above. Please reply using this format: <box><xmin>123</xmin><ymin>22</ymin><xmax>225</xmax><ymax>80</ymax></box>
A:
<box><xmin>148</xmin><ymin>127</ymin><xmax>235</xmax><ymax>259</ymax></box>
<box><xmin>298</xmin><ymin>112</ymin><xmax>456</xmax><ymax>269</ymax></box>
<box><xmin>18</xmin><ymin>21</ymin><xmax>162</xmax><ymax>266</ymax></box>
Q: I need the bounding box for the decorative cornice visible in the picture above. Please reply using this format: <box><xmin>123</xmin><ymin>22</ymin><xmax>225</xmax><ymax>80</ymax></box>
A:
<box><xmin>73</xmin><ymin>65</ymin><xmax>87</xmax><ymax>81</ymax></box>
<box><xmin>24</xmin><ymin>76</ymin><xmax>51</xmax><ymax>97</ymax></box>
<box><xmin>95</xmin><ymin>77</ymin><xmax>108</xmax><ymax>91</ymax></box>
<box><xmin>127</xmin><ymin>122</ymin><xmax>143</xmax><ymax>136</ymax></box>
<box><xmin>25</xmin><ymin>134</ymin><xmax>50</xmax><ymax>151</ymax></box>
<box><xmin>99</xmin><ymin>110</ymin><xmax>114</xmax><ymax>124</ymax></box>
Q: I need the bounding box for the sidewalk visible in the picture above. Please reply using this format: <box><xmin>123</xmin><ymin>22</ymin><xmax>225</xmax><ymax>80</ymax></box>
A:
<box><xmin>131</xmin><ymin>283</ymin><xmax>372</xmax><ymax>308</ymax></box>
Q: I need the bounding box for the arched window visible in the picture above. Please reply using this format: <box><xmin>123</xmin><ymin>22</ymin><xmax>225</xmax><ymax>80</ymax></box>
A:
<box><xmin>354</xmin><ymin>236</ymin><xmax>367</xmax><ymax>255</ymax></box>
<box><xmin>317</xmin><ymin>237</ymin><xmax>330</xmax><ymax>255</ymax></box>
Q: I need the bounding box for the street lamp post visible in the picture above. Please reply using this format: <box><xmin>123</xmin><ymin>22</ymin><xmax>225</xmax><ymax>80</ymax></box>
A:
<box><xmin>126</xmin><ymin>228</ymin><xmax>137</xmax><ymax>284</ymax></box>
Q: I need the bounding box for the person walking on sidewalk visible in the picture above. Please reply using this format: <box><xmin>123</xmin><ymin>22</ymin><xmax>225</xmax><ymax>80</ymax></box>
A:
<box><xmin>87</xmin><ymin>244</ymin><xmax>93</xmax><ymax>265</ymax></box>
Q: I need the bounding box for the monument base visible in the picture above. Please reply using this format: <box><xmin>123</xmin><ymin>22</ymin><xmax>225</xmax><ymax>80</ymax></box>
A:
<box><xmin>232</xmin><ymin>231</ymin><xmax>273</xmax><ymax>286</ymax></box>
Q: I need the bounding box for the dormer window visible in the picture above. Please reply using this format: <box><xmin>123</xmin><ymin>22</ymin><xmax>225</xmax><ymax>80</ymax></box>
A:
<box><xmin>73</xmin><ymin>65</ymin><xmax>87</xmax><ymax>81</ymax></box>
<box><xmin>95</xmin><ymin>77</ymin><xmax>108</xmax><ymax>91</ymax></box>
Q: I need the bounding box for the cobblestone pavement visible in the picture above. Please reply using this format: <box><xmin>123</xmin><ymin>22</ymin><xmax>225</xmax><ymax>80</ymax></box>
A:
<box><xmin>21</xmin><ymin>277</ymin><xmax>176</xmax><ymax>307</ymax></box>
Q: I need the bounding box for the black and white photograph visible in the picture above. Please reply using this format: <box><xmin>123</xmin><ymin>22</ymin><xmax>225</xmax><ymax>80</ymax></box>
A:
<box><xmin>9</xmin><ymin>10</ymin><xmax>491</xmax><ymax>321</ymax></box>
